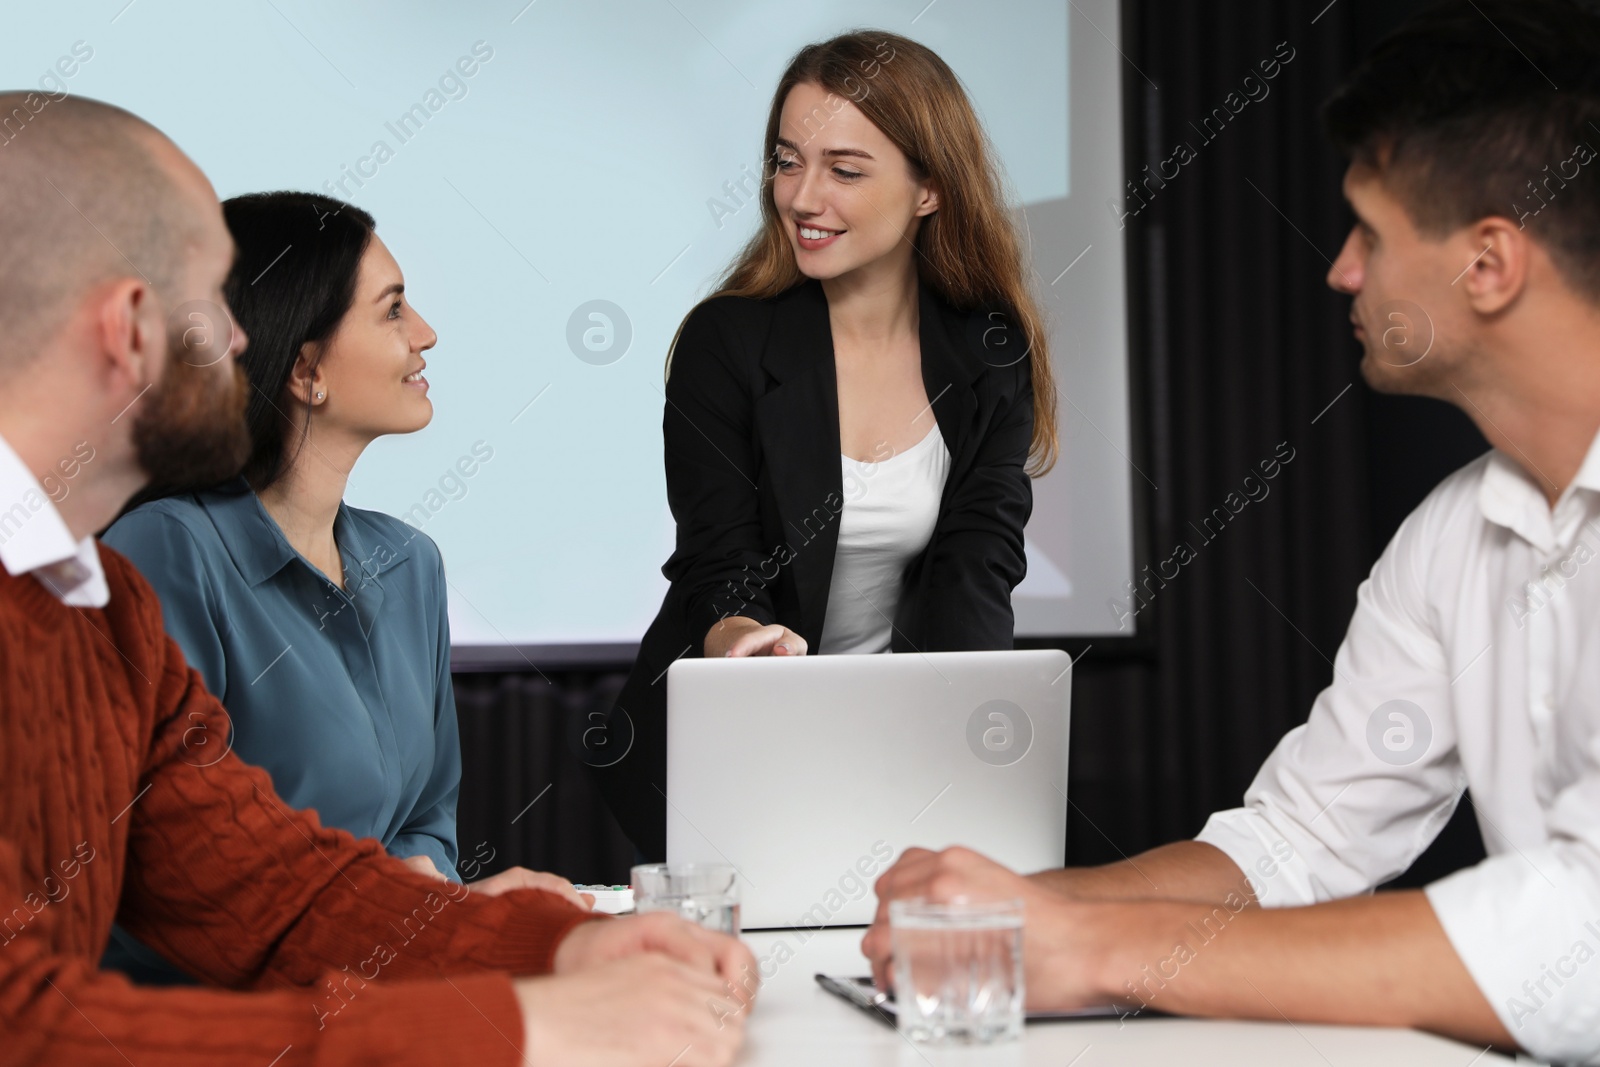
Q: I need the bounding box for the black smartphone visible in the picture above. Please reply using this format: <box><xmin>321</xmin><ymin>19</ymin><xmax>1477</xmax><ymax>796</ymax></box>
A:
<box><xmin>814</xmin><ymin>974</ymin><xmax>1155</xmax><ymax>1026</ymax></box>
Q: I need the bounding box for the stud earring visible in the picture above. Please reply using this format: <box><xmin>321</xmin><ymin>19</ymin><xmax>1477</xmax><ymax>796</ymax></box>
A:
<box><xmin>315</xmin><ymin>391</ymin><xmax>325</xmax><ymax>400</ymax></box>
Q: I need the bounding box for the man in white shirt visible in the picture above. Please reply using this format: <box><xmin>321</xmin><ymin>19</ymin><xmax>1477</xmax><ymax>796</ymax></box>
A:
<box><xmin>863</xmin><ymin>1</ymin><xmax>1600</xmax><ymax>1062</ymax></box>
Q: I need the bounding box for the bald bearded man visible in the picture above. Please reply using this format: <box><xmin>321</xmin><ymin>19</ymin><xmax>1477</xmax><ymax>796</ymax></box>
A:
<box><xmin>0</xmin><ymin>93</ymin><xmax>755</xmax><ymax>1067</ymax></box>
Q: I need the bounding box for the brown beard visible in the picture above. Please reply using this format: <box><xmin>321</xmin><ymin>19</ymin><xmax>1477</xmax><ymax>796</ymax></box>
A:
<box><xmin>131</xmin><ymin>336</ymin><xmax>253</xmax><ymax>494</ymax></box>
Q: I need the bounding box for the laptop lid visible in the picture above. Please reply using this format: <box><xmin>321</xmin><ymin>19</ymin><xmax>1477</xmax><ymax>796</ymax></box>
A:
<box><xmin>666</xmin><ymin>649</ymin><xmax>1071</xmax><ymax>929</ymax></box>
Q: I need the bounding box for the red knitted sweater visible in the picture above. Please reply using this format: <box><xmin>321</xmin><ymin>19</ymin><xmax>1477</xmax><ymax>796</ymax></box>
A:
<box><xmin>0</xmin><ymin>545</ymin><xmax>600</xmax><ymax>1064</ymax></box>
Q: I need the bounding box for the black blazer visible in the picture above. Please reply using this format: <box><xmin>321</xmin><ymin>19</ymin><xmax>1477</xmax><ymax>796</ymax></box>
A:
<box><xmin>586</xmin><ymin>277</ymin><xmax>1035</xmax><ymax>857</ymax></box>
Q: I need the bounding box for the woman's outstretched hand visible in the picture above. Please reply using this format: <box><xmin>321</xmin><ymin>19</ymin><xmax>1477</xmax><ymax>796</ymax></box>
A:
<box><xmin>703</xmin><ymin>616</ymin><xmax>808</xmax><ymax>658</ymax></box>
<box><xmin>397</xmin><ymin>853</ymin><xmax>595</xmax><ymax>908</ymax></box>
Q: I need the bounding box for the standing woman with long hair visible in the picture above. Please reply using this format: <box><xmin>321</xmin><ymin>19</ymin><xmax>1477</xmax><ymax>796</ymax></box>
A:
<box><xmin>593</xmin><ymin>31</ymin><xmax>1059</xmax><ymax>857</ymax></box>
<box><xmin>101</xmin><ymin>192</ymin><xmax>588</xmax><ymax>985</ymax></box>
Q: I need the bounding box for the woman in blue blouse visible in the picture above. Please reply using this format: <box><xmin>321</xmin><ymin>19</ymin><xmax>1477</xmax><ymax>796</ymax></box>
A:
<box><xmin>102</xmin><ymin>191</ymin><xmax>586</xmax><ymax>983</ymax></box>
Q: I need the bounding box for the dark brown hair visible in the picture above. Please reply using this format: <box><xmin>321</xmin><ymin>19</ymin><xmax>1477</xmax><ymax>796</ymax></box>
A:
<box><xmin>221</xmin><ymin>192</ymin><xmax>376</xmax><ymax>490</ymax></box>
<box><xmin>1324</xmin><ymin>0</ymin><xmax>1600</xmax><ymax>299</ymax></box>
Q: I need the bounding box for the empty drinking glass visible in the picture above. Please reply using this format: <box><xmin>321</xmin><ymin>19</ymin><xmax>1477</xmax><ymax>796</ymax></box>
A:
<box><xmin>630</xmin><ymin>863</ymin><xmax>741</xmax><ymax>934</ymax></box>
<box><xmin>889</xmin><ymin>897</ymin><xmax>1024</xmax><ymax>1044</ymax></box>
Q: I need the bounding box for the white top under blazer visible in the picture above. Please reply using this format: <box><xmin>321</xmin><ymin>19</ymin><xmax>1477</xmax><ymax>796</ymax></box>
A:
<box><xmin>818</xmin><ymin>423</ymin><xmax>952</xmax><ymax>655</ymax></box>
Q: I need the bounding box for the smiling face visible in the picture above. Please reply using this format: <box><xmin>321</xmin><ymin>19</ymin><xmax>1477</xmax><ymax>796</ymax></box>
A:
<box><xmin>1328</xmin><ymin>162</ymin><xmax>1484</xmax><ymax>397</ymax></box>
<box><xmin>769</xmin><ymin>81</ymin><xmax>939</xmax><ymax>283</ymax></box>
<box><xmin>307</xmin><ymin>233</ymin><xmax>438</xmax><ymax>439</ymax></box>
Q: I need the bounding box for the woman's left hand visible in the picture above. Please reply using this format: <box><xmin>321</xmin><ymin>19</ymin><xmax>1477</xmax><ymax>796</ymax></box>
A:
<box><xmin>399</xmin><ymin>854</ymin><xmax>594</xmax><ymax>909</ymax></box>
<box><xmin>399</xmin><ymin>853</ymin><xmax>449</xmax><ymax>882</ymax></box>
<box><xmin>470</xmin><ymin>866</ymin><xmax>596</xmax><ymax>909</ymax></box>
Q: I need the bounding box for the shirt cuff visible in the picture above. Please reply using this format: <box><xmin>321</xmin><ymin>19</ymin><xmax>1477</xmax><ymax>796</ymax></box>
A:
<box><xmin>1195</xmin><ymin>806</ymin><xmax>1320</xmax><ymax>908</ymax></box>
<box><xmin>389</xmin><ymin>835</ymin><xmax>461</xmax><ymax>884</ymax></box>
<box><xmin>1425</xmin><ymin>853</ymin><xmax>1600</xmax><ymax>1065</ymax></box>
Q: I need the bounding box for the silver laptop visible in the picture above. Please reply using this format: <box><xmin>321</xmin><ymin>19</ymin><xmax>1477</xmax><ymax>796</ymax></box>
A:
<box><xmin>666</xmin><ymin>649</ymin><xmax>1072</xmax><ymax>929</ymax></box>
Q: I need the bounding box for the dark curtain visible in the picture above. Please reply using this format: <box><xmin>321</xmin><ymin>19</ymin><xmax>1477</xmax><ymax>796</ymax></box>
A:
<box><xmin>1069</xmin><ymin>0</ymin><xmax>1486</xmax><ymax>886</ymax></box>
<box><xmin>453</xmin><ymin>0</ymin><xmax>1489</xmax><ymax>889</ymax></box>
<box><xmin>453</xmin><ymin>672</ymin><xmax>636</xmax><ymax>884</ymax></box>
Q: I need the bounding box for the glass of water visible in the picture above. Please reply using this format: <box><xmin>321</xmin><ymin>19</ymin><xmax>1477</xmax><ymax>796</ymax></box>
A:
<box><xmin>889</xmin><ymin>897</ymin><xmax>1024</xmax><ymax>1044</ymax></box>
<box><xmin>630</xmin><ymin>863</ymin><xmax>741</xmax><ymax>935</ymax></box>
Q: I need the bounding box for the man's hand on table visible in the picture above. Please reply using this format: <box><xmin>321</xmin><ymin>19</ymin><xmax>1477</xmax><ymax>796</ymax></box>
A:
<box><xmin>510</xmin><ymin>912</ymin><xmax>759</xmax><ymax>1067</ymax></box>
<box><xmin>515</xmin><ymin>953</ymin><xmax>748</xmax><ymax>1067</ymax></box>
<box><xmin>861</xmin><ymin>845</ymin><xmax>1123</xmax><ymax>1012</ymax></box>
<box><xmin>554</xmin><ymin>910</ymin><xmax>757</xmax><ymax>990</ymax></box>
<box><xmin>861</xmin><ymin>845</ymin><xmax>1518</xmax><ymax>1052</ymax></box>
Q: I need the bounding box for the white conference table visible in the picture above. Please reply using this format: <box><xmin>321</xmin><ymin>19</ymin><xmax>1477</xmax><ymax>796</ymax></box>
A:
<box><xmin>736</xmin><ymin>928</ymin><xmax>1520</xmax><ymax>1066</ymax></box>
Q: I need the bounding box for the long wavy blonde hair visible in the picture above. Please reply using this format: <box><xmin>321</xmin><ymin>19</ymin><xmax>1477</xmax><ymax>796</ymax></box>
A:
<box><xmin>682</xmin><ymin>30</ymin><xmax>1058</xmax><ymax>475</ymax></box>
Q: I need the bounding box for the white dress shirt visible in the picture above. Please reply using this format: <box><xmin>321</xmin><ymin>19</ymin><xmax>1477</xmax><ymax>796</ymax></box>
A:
<box><xmin>819</xmin><ymin>424</ymin><xmax>951</xmax><ymax>654</ymax></box>
<box><xmin>0</xmin><ymin>430</ymin><xmax>108</xmax><ymax>607</ymax></box>
<box><xmin>1196</xmin><ymin>430</ymin><xmax>1600</xmax><ymax>1065</ymax></box>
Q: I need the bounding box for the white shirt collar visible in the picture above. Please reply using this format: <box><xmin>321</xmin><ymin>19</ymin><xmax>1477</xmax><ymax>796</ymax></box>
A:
<box><xmin>1478</xmin><ymin>424</ymin><xmax>1600</xmax><ymax>553</ymax></box>
<box><xmin>0</xmin><ymin>430</ymin><xmax>109</xmax><ymax>608</ymax></box>
<box><xmin>1571</xmin><ymin>421</ymin><xmax>1600</xmax><ymax>495</ymax></box>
